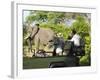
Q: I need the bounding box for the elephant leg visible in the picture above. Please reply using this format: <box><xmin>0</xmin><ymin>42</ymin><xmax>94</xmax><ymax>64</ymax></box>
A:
<box><xmin>27</xmin><ymin>38</ymin><xmax>36</xmax><ymax>57</ymax></box>
<box><xmin>35</xmin><ymin>38</ymin><xmax>40</xmax><ymax>55</ymax></box>
<box><xmin>27</xmin><ymin>38</ymin><xmax>32</xmax><ymax>52</ymax></box>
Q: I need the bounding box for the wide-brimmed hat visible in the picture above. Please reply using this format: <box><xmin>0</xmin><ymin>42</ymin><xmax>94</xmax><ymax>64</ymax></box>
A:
<box><xmin>57</xmin><ymin>33</ymin><xmax>63</xmax><ymax>37</ymax></box>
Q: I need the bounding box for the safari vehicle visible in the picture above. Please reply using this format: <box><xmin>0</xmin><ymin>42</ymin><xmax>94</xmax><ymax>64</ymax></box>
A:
<box><xmin>48</xmin><ymin>41</ymin><xmax>85</xmax><ymax>68</ymax></box>
<box><xmin>23</xmin><ymin>41</ymin><xmax>85</xmax><ymax>69</ymax></box>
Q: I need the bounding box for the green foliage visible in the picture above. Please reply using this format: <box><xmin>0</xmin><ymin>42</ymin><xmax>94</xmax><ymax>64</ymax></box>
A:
<box><xmin>40</xmin><ymin>23</ymin><xmax>71</xmax><ymax>40</ymax></box>
<box><xmin>80</xmin><ymin>55</ymin><xmax>90</xmax><ymax>66</ymax></box>
<box><xmin>23</xmin><ymin>24</ymin><xmax>28</xmax><ymax>46</ymax></box>
<box><xmin>25</xmin><ymin>11</ymin><xmax>66</xmax><ymax>24</ymax></box>
<box><xmin>80</xmin><ymin>35</ymin><xmax>91</xmax><ymax>65</ymax></box>
<box><xmin>72</xmin><ymin>16</ymin><xmax>90</xmax><ymax>34</ymax></box>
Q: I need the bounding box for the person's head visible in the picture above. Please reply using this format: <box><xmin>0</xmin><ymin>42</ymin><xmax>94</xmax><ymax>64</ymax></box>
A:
<box><xmin>67</xmin><ymin>35</ymin><xmax>72</xmax><ymax>40</ymax></box>
<box><xmin>71</xmin><ymin>29</ymin><xmax>76</xmax><ymax>36</ymax></box>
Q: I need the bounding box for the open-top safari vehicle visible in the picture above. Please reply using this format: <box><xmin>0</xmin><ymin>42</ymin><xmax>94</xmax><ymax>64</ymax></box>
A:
<box><xmin>23</xmin><ymin>40</ymin><xmax>85</xmax><ymax>69</ymax></box>
<box><xmin>23</xmin><ymin>22</ymin><xmax>87</xmax><ymax>69</ymax></box>
<box><xmin>48</xmin><ymin>40</ymin><xmax>85</xmax><ymax>68</ymax></box>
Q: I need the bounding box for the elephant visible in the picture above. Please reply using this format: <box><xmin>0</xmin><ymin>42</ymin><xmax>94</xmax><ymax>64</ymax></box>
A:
<box><xmin>26</xmin><ymin>26</ymin><xmax>55</xmax><ymax>57</ymax></box>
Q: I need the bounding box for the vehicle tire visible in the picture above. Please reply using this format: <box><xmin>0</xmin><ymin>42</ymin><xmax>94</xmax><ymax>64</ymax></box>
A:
<box><xmin>49</xmin><ymin>61</ymin><xmax>66</xmax><ymax>68</ymax></box>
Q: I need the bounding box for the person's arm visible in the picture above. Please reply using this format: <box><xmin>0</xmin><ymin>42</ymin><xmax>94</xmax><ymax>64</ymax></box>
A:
<box><xmin>70</xmin><ymin>36</ymin><xmax>74</xmax><ymax>42</ymax></box>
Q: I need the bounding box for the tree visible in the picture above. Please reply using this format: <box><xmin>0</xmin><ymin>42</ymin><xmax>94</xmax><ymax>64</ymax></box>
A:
<box><xmin>72</xmin><ymin>16</ymin><xmax>90</xmax><ymax>34</ymax></box>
